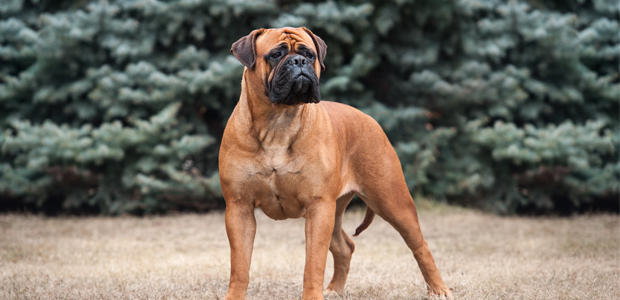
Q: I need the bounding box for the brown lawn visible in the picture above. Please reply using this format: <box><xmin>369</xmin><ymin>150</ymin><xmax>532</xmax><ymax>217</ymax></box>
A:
<box><xmin>1</xmin><ymin>202</ymin><xmax>618</xmax><ymax>300</ymax></box>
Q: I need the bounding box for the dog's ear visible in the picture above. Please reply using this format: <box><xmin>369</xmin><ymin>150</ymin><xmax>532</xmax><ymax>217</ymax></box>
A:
<box><xmin>231</xmin><ymin>29</ymin><xmax>265</xmax><ymax>69</ymax></box>
<box><xmin>301</xmin><ymin>27</ymin><xmax>327</xmax><ymax>72</ymax></box>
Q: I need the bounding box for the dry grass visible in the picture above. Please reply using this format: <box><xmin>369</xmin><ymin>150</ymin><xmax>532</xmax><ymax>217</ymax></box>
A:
<box><xmin>1</xmin><ymin>202</ymin><xmax>618</xmax><ymax>300</ymax></box>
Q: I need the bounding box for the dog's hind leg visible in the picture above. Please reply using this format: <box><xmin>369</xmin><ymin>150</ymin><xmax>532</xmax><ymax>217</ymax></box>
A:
<box><xmin>354</xmin><ymin>146</ymin><xmax>453</xmax><ymax>299</ymax></box>
<box><xmin>324</xmin><ymin>193</ymin><xmax>355</xmax><ymax>298</ymax></box>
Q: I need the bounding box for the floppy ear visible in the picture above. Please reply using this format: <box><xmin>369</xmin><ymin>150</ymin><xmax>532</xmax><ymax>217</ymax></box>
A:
<box><xmin>230</xmin><ymin>28</ymin><xmax>265</xmax><ymax>69</ymax></box>
<box><xmin>301</xmin><ymin>27</ymin><xmax>327</xmax><ymax>71</ymax></box>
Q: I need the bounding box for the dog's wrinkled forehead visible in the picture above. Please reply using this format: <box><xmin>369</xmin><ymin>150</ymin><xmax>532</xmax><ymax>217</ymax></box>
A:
<box><xmin>255</xmin><ymin>28</ymin><xmax>316</xmax><ymax>55</ymax></box>
<box><xmin>231</xmin><ymin>27</ymin><xmax>327</xmax><ymax>72</ymax></box>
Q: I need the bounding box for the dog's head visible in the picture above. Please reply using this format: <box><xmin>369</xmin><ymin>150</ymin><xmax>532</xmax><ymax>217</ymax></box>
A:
<box><xmin>231</xmin><ymin>27</ymin><xmax>326</xmax><ymax>105</ymax></box>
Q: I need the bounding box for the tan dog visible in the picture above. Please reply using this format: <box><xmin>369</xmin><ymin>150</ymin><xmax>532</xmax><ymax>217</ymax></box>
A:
<box><xmin>219</xmin><ymin>27</ymin><xmax>452</xmax><ymax>300</ymax></box>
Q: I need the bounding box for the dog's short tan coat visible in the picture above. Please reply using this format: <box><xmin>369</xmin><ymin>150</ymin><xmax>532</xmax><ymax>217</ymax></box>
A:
<box><xmin>219</xmin><ymin>27</ymin><xmax>452</xmax><ymax>300</ymax></box>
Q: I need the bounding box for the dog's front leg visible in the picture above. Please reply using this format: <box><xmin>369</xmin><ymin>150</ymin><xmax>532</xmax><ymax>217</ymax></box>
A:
<box><xmin>224</xmin><ymin>203</ymin><xmax>256</xmax><ymax>300</ymax></box>
<box><xmin>302</xmin><ymin>199</ymin><xmax>336</xmax><ymax>300</ymax></box>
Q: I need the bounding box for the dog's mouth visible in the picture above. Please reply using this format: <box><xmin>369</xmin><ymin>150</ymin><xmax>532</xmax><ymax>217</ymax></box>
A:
<box><xmin>267</xmin><ymin>58</ymin><xmax>320</xmax><ymax>105</ymax></box>
<box><xmin>292</xmin><ymin>74</ymin><xmax>311</xmax><ymax>94</ymax></box>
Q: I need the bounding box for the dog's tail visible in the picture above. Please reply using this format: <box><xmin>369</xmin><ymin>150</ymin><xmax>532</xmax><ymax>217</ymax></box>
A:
<box><xmin>353</xmin><ymin>206</ymin><xmax>375</xmax><ymax>237</ymax></box>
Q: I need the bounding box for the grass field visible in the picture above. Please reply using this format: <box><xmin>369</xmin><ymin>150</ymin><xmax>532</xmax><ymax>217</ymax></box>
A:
<box><xmin>1</xmin><ymin>202</ymin><xmax>618</xmax><ymax>300</ymax></box>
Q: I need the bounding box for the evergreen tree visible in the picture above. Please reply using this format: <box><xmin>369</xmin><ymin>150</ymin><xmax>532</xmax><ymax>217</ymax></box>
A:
<box><xmin>374</xmin><ymin>0</ymin><xmax>619</xmax><ymax>212</ymax></box>
<box><xmin>1</xmin><ymin>0</ymin><xmax>617</xmax><ymax>214</ymax></box>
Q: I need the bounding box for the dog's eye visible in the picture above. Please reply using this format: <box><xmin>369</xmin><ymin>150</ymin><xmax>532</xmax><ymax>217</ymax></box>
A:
<box><xmin>305</xmin><ymin>52</ymin><xmax>314</xmax><ymax>59</ymax></box>
<box><xmin>271</xmin><ymin>52</ymin><xmax>282</xmax><ymax>59</ymax></box>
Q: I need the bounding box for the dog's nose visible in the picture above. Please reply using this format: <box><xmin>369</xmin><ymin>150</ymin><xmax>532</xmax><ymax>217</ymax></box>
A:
<box><xmin>288</xmin><ymin>55</ymin><xmax>308</xmax><ymax>66</ymax></box>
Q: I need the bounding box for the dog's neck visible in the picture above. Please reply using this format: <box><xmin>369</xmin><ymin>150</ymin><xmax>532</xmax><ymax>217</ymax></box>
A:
<box><xmin>240</xmin><ymin>72</ymin><xmax>311</xmax><ymax>149</ymax></box>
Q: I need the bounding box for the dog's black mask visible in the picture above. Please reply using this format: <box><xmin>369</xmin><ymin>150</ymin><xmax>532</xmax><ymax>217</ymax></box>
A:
<box><xmin>267</xmin><ymin>54</ymin><xmax>321</xmax><ymax>105</ymax></box>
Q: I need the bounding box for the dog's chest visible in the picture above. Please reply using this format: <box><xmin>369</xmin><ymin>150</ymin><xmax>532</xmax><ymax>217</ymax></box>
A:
<box><xmin>260</xmin><ymin>143</ymin><xmax>294</xmax><ymax>171</ymax></box>
<box><xmin>244</xmin><ymin>124</ymin><xmax>310</xmax><ymax>219</ymax></box>
<box><xmin>255</xmin><ymin>138</ymin><xmax>305</xmax><ymax>186</ymax></box>
<box><xmin>253</xmin><ymin>113</ymin><xmax>304</xmax><ymax>173</ymax></box>
<box><xmin>250</xmin><ymin>146</ymin><xmax>307</xmax><ymax>219</ymax></box>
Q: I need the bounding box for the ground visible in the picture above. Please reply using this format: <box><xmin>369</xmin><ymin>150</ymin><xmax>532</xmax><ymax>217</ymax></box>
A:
<box><xmin>0</xmin><ymin>202</ymin><xmax>618</xmax><ymax>300</ymax></box>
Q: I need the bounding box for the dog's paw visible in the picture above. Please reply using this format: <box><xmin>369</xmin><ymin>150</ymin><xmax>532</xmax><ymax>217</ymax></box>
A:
<box><xmin>427</xmin><ymin>286</ymin><xmax>453</xmax><ymax>300</ymax></box>
<box><xmin>223</xmin><ymin>291</ymin><xmax>247</xmax><ymax>300</ymax></box>
<box><xmin>323</xmin><ymin>288</ymin><xmax>342</xmax><ymax>299</ymax></box>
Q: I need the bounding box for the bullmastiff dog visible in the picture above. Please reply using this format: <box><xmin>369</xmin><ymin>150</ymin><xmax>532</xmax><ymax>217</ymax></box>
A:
<box><xmin>219</xmin><ymin>27</ymin><xmax>452</xmax><ymax>300</ymax></box>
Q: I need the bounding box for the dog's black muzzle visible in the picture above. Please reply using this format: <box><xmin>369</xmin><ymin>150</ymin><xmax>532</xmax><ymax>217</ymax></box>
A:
<box><xmin>268</xmin><ymin>54</ymin><xmax>321</xmax><ymax>105</ymax></box>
